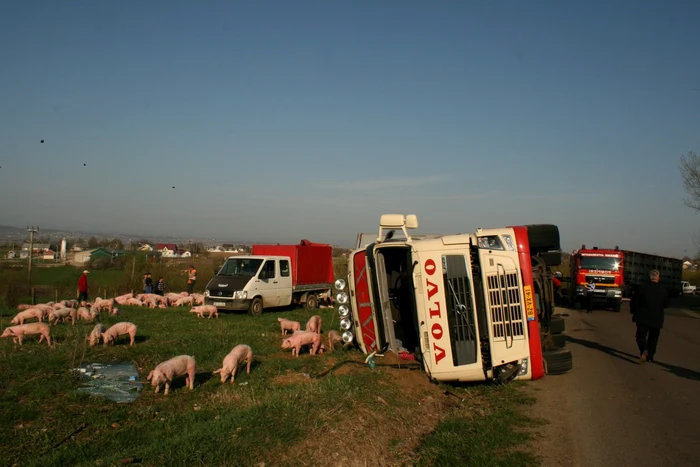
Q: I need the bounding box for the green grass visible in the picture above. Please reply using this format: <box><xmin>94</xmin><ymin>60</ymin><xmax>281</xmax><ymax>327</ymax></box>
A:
<box><xmin>1</xmin><ymin>304</ymin><xmax>545</xmax><ymax>467</ymax></box>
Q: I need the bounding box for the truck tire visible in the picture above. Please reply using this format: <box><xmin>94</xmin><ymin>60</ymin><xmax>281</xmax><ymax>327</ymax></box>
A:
<box><xmin>248</xmin><ymin>297</ymin><xmax>263</xmax><ymax>317</ymax></box>
<box><xmin>543</xmin><ymin>349</ymin><xmax>573</xmax><ymax>375</ymax></box>
<box><xmin>552</xmin><ymin>333</ymin><xmax>567</xmax><ymax>349</ymax></box>
<box><xmin>306</xmin><ymin>294</ymin><xmax>318</xmax><ymax>310</ymax></box>
<box><xmin>525</xmin><ymin>224</ymin><xmax>560</xmax><ymax>252</ymax></box>
<box><xmin>549</xmin><ymin>316</ymin><xmax>565</xmax><ymax>334</ymax></box>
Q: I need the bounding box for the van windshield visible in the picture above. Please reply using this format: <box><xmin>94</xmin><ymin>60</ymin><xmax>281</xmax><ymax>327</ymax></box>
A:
<box><xmin>218</xmin><ymin>258</ymin><xmax>263</xmax><ymax>277</ymax></box>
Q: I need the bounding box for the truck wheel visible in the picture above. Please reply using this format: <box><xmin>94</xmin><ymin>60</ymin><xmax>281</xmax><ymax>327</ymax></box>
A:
<box><xmin>248</xmin><ymin>298</ymin><xmax>263</xmax><ymax>317</ymax></box>
<box><xmin>537</xmin><ymin>251</ymin><xmax>562</xmax><ymax>267</ymax></box>
<box><xmin>543</xmin><ymin>349</ymin><xmax>573</xmax><ymax>375</ymax></box>
<box><xmin>306</xmin><ymin>294</ymin><xmax>318</xmax><ymax>310</ymax></box>
<box><xmin>552</xmin><ymin>333</ymin><xmax>567</xmax><ymax>349</ymax></box>
<box><xmin>525</xmin><ymin>224</ymin><xmax>561</xmax><ymax>252</ymax></box>
<box><xmin>549</xmin><ymin>316</ymin><xmax>565</xmax><ymax>334</ymax></box>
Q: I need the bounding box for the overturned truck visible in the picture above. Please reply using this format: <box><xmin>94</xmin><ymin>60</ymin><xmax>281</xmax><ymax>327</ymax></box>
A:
<box><xmin>333</xmin><ymin>214</ymin><xmax>571</xmax><ymax>383</ymax></box>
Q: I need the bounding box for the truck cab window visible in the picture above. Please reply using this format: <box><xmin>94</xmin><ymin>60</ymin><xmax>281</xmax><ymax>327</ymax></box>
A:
<box><xmin>262</xmin><ymin>260</ymin><xmax>276</xmax><ymax>279</ymax></box>
<box><xmin>280</xmin><ymin>260</ymin><xmax>290</xmax><ymax>277</ymax></box>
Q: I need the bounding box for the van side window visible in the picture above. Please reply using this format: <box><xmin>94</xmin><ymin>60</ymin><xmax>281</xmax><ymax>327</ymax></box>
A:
<box><xmin>263</xmin><ymin>260</ymin><xmax>276</xmax><ymax>279</ymax></box>
<box><xmin>280</xmin><ymin>260</ymin><xmax>290</xmax><ymax>277</ymax></box>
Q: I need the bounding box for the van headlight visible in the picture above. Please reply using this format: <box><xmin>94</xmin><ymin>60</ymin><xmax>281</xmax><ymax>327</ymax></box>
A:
<box><xmin>336</xmin><ymin>292</ymin><xmax>348</xmax><ymax>304</ymax></box>
<box><xmin>234</xmin><ymin>291</ymin><xmax>247</xmax><ymax>299</ymax></box>
<box><xmin>338</xmin><ymin>305</ymin><xmax>350</xmax><ymax>318</ymax></box>
<box><xmin>341</xmin><ymin>331</ymin><xmax>354</xmax><ymax>343</ymax></box>
<box><xmin>340</xmin><ymin>318</ymin><xmax>352</xmax><ymax>330</ymax></box>
<box><xmin>334</xmin><ymin>278</ymin><xmax>346</xmax><ymax>291</ymax></box>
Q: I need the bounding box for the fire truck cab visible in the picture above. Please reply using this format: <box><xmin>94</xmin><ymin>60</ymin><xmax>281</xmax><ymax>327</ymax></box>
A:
<box><xmin>334</xmin><ymin>214</ymin><xmax>572</xmax><ymax>383</ymax></box>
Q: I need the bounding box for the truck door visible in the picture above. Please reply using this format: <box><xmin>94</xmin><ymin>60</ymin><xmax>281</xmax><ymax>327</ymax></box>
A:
<box><xmin>277</xmin><ymin>259</ymin><xmax>293</xmax><ymax>306</ymax></box>
<box><xmin>475</xmin><ymin>236</ymin><xmax>530</xmax><ymax>369</ymax></box>
<box><xmin>256</xmin><ymin>260</ymin><xmax>280</xmax><ymax>307</ymax></box>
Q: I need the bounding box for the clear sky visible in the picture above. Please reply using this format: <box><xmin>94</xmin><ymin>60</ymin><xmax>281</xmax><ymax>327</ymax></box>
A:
<box><xmin>1</xmin><ymin>1</ymin><xmax>699</xmax><ymax>256</ymax></box>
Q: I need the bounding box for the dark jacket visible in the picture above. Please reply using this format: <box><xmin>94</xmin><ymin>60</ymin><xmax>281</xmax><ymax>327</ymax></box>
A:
<box><xmin>630</xmin><ymin>281</ymin><xmax>669</xmax><ymax>328</ymax></box>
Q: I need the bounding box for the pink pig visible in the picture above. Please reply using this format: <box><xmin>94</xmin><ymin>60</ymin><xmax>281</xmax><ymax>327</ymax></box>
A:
<box><xmin>282</xmin><ymin>331</ymin><xmax>322</xmax><ymax>357</ymax></box>
<box><xmin>11</xmin><ymin>308</ymin><xmax>44</xmax><ymax>325</ymax></box>
<box><xmin>189</xmin><ymin>305</ymin><xmax>218</xmax><ymax>319</ymax></box>
<box><xmin>278</xmin><ymin>318</ymin><xmax>301</xmax><ymax>335</ymax></box>
<box><xmin>76</xmin><ymin>307</ymin><xmax>96</xmax><ymax>323</ymax></box>
<box><xmin>305</xmin><ymin>315</ymin><xmax>323</xmax><ymax>334</ymax></box>
<box><xmin>147</xmin><ymin>355</ymin><xmax>196</xmax><ymax>395</ymax></box>
<box><xmin>327</xmin><ymin>330</ymin><xmax>342</xmax><ymax>351</ymax></box>
<box><xmin>101</xmin><ymin>322</ymin><xmax>138</xmax><ymax>347</ymax></box>
<box><xmin>48</xmin><ymin>308</ymin><xmax>72</xmax><ymax>326</ymax></box>
<box><xmin>1</xmin><ymin>323</ymin><xmax>51</xmax><ymax>346</ymax></box>
<box><xmin>86</xmin><ymin>323</ymin><xmax>106</xmax><ymax>347</ymax></box>
<box><xmin>125</xmin><ymin>298</ymin><xmax>143</xmax><ymax>307</ymax></box>
<box><xmin>114</xmin><ymin>293</ymin><xmax>133</xmax><ymax>305</ymax></box>
<box><xmin>213</xmin><ymin>345</ymin><xmax>254</xmax><ymax>383</ymax></box>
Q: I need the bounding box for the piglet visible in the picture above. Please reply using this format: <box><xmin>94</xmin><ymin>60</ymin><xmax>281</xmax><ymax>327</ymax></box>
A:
<box><xmin>101</xmin><ymin>322</ymin><xmax>138</xmax><ymax>347</ymax></box>
<box><xmin>114</xmin><ymin>293</ymin><xmax>133</xmax><ymax>305</ymax></box>
<box><xmin>189</xmin><ymin>305</ymin><xmax>218</xmax><ymax>319</ymax></box>
<box><xmin>213</xmin><ymin>345</ymin><xmax>253</xmax><ymax>383</ymax></box>
<box><xmin>11</xmin><ymin>308</ymin><xmax>44</xmax><ymax>325</ymax></box>
<box><xmin>174</xmin><ymin>296</ymin><xmax>194</xmax><ymax>307</ymax></box>
<box><xmin>327</xmin><ymin>330</ymin><xmax>342</xmax><ymax>352</ymax></box>
<box><xmin>48</xmin><ymin>308</ymin><xmax>72</xmax><ymax>326</ymax></box>
<box><xmin>278</xmin><ymin>318</ymin><xmax>301</xmax><ymax>335</ymax></box>
<box><xmin>76</xmin><ymin>307</ymin><xmax>96</xmax><ymax>323</ymax></box>
<box><xmin>86</xmin><ymin>323</ymin><xmax>106</xmax><ymax>347</ymax></box>
<box><xmin>125</xmin><ymin>297</ymin><xmax>143</xmax><ymax>307</ymax></box>
<box><xmin>282</xmin><ymin>331</ymin><xmax>322</xmax><ymax>357</ymax></box>
<box><xmin>305</xmin><ymin>315</ymin><xmax>323</xmax><ymax>335</ymax></box>
<box><xmin>1</xmin><ymin>323</ymin><xmax>51</xmax><ymax>346</ymax></box>
<box><xmin>147</xmin><ymin>355</ymin><xmax>196</xmax><ymax>395</ymax></box>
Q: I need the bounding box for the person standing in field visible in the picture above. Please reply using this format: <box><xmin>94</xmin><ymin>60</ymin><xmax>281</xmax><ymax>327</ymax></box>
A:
<box><xmin>77</xmin><ymin>270</ymin><xmax>89</xmax><ymax>304</ymax></box>
<box><xmin>187</xmin><ymin>265</ymin><xmax>197</xmax><ymax>294</ymax></box>
<box><xmin>155</xmin><ymin>277</ymin><xmax>166</xmax><ymax>296</ymax></box>
<box><xmin>630</xmin><ymin>269</ymin><xmax>669</xmax><ymax>364</ymax></box>
<box><xmin>144</xmin><ymin>273</ymin><xmax>154</xmax><ymax>294</ymax></box>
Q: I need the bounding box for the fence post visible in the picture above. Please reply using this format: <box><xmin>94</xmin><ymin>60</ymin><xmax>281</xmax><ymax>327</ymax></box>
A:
<box><xmin>31</xmin><ymin>288</ymin><xmax>35</xmax><ymax>305</ymax></box>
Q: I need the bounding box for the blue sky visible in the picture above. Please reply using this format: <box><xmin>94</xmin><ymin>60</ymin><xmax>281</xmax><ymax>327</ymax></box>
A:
<box><xmin>1</xmin><ymin>1</ymin><xmax>699</xmax><ymax>256</ymax></box>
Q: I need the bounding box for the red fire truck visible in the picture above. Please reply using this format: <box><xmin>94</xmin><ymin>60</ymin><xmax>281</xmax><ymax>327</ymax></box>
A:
<box><xmin>569</xmin><ymin>246</ymin><xmax>683</xmax><ymax>312</ymax></box>
<box><xmin>332</xmin><ymin>214</ymin><xmax>572</xmax><ymax>383</ymax></box>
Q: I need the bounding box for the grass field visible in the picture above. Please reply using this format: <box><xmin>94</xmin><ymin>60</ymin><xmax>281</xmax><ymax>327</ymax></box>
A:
<box><xmin>1</xmin><ymin>302</ymin><xmax>543</xmax><ymax>467</ymax></box>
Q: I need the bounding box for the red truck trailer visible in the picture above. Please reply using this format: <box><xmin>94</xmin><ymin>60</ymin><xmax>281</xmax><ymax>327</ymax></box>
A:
<box><xmin>205</xmin><ymin>239</ymin><xmax>335</xmax><ymax>315</ymax></box>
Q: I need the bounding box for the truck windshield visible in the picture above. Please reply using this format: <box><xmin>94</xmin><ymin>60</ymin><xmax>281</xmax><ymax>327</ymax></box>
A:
<box><xmin>218</xmin><ymin>258</ymin><xmax>263</xmax><ymax>277</ymax></box>
<box><xmin>579</xmin><ymin>257</ymin><xmax>621</xmax><ymax>271</ymax></box>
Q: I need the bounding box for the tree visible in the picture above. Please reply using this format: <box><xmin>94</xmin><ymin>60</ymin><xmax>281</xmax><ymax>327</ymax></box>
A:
<box><xmin>680</xmin><ymin>151</ymin><xmax>700</xmax><ymax>211</ymax></box>
<box><xmin>87</xmin><ymin>236</ymin><xmax>100</xmax><ymax>248</ymax></box>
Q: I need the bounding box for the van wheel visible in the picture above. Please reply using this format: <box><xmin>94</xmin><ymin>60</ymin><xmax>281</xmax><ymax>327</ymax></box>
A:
<box><xmin>543</xmin><ymin>349</ymin><xmax>573</xmax><ymax>375</ymax></box>
<box><xmin>248</xmin><ymin>298</ymin><xmax>263</xmax><ymax>317</ymax></box>
<box><xmin>306</xmin><ymin>294</ymin><xmax>318</xmax><ymax>310</ymax></box>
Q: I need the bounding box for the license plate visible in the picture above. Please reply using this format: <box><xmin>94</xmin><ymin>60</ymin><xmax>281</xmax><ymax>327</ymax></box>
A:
<box><xmin>213</xmin><ymin>302</ymin><xmax>226</xmax><ymax>307</ymax></box>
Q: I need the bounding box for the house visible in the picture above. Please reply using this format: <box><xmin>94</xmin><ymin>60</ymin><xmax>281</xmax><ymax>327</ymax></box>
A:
<box><xmin>19</xmin><ymin>249</ymin><xmax>30</xmax><ymax>259</ymax></box>
<box><xmin>207</xmin><ymin>246</ymin><xmax>223</xmax><ymax>252</ymax></box>
<box><xmin>156</xmin><ymin>243</ymin><xmax>178</xmax><ymax>256</ymax></box>
<box><xmin>6</xmin><ymin>251</ymin><xmax>16</xmax><ymax>259</ymax></box>
<box><xmin>74</xmin><ymin>249</ymin><xmax>97</xmax><ymax>264</ymax></box>
<box><xmin>71</xmin><ymin>245</ymin><xmax>83</xmax><ymax>252</ymax></box>
<box><xmin>42</xmin><ymin>251</ymin><xmax>56</xmax><ymax>261</ymax></box>
<box><xmin>176</xmin><ymin>250</ymin><xmax>192</xmax><ymax>258</ymax></box>
<box><xmin>139</xmin><ymin>244</ymin><xmax>154</xmax><ymax>252</ymax></box>
<box><xmin>22</xmin><ymin>243</ymin><xmax>52</xmax><ymax>253</ymax></box>
<box><xmin>222</xmin><ymin>244</ymin><xmax>235</xmax><ymax>252</ymax></box>
<box><xmin>683</xmin><ymin>261</ymin><xmax>693</xmax><ymax>270</ymax></box>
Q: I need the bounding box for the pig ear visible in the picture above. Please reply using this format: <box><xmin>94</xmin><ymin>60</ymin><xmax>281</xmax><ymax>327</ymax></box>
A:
<box><xmin>147</xmin><ymin>370</ymin><xmax>154</xmax><ymax>380</ymax></box>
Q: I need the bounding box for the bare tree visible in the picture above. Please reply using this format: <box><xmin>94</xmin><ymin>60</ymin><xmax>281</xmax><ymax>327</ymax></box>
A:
<box><xmin>680</xmin><ymin>151</ymin><xmax>700</xmax><ymax>210</ymax></box>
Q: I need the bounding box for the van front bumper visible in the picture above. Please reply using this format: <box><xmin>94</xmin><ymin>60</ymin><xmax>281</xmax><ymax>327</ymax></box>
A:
<box><xmin>204</xmin><ymin>298</ymin><xmax>251</xmax><ymax>311</ymax></box>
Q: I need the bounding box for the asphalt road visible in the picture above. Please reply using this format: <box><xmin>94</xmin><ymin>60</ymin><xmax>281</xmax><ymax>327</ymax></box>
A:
<box><xmin>532</xmin><ymin>299</ymin><xmax>700</xmax><ymax>467</ymax></box>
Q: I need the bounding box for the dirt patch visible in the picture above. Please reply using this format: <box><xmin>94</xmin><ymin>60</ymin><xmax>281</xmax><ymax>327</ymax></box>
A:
<box><xmin>272</xmin><ymin>372</ymin><xmax>316</xmax><ymax>386</ymax></box>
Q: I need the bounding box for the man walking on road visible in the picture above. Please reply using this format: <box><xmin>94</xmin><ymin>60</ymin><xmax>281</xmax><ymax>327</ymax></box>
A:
<box><xmin>630</xmin><ymin>269</ymin><xmax>669</xmax><ymax>364</ymax></box>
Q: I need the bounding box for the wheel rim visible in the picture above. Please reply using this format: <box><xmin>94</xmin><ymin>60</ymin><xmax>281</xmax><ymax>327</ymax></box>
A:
<box><xmin>253</xmin><ymin>301</ymin><xmax>262</xmax><ymax>315</ymax></box>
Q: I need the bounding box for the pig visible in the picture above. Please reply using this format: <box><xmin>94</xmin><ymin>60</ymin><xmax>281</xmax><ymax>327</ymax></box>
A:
<box><xmin>1</xmin><ymin>323</ymin><xmax>51</xmax><ymax>346</ymax></box>
<box><xmin>305</xmin><ymin>315</ymin><xmax>323</xmax><ymax>335</ymax></box>
<box><xmin>11</xmin><ymin>308</ymin><xmax>44</xmax><ymax>325</ymax></box>
<box><xmin>191</xmin><ymin>293</ymin><xmax>205</xmax><ymax>306</ymax></box>
<box><xmin>101</xmin><ymin>322</ymin><xmax>138</xmax><ymax>347</ymax></box>
<box><xmin>125</xmin><ymin>297</ymin><xmax>143</xmax><ymax>307</ymax></box>
<box><xmin>213</xmin><ymin>345</ymin><xmax>253</xmax><ymax>383</ymax></box>
<box><xmin>174</xmin><ymin>296</ymin><xmax>194</xmax><ymax>307</ymax></box>
<box><xmin>86</xmin><ymin>323</ymin><xmax>106</xmax><ymax>346</ymax></box>
<box><xmin>278</xmin><ymin>318</ymin><xmax>301</xmax><ymax>335</ymax></box>
<box><xmin>61</xmin><ymin>299</ymin><xmax>79</xmax><ymax>308</ymax></box>
<box><xmin>48</xmin><ymin>307</ymin><xmax>72</xmax><ymax>326</ymax></box>
<box><xmin>93</xmin><ymin>298</ymin><xmax>116</xmax><ymax>314</ymax></box>
<box><xmin>282</xmin><ymin>331</ymin><xmax>322</xmax><ymax>357</ymax></box>
<box><xmin>189</xmin><ymin>305</ymin><xmax>218</xmax><ymax>319</ymax></box>
<box><xmin>16</xmin><ymin>304</ymin><xmax>34</xmax><ymax>310</ymax></box>
<box><xmin>114</xmin><ymin>293</ymin><xmax>133</xmax><ymax>305</ymax></box>
<box><xmin>147</xmin><ymin>355</ymin><xmax>196</xmax><ymax>395</ymax></box>
<box><xmin>76</xmin><ymin>307</ymin><xmax>96</xmax><ymax>323</ymax></box>
<box><xmin>327</xmin><ymin>330</ymin><xmax>342</xmax><ymax>351</ymax></box>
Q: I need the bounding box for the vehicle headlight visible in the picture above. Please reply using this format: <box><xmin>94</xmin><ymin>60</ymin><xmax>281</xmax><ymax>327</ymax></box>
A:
<box><xmin>340</xmin><ymin>318</ymin><xmax>352</xmax><ymax>330</ymax></box>
<box><xmin>336</xmin><ymin>292</ymin><xmax>348</xmax><ymax>304</ymax></box>
<box><xmin>518</xmin><ymin>357</ymin><xmax>529</xmax><ymax>376</ymax></box>
<box><xmin>204</xmin><ymin>290</ymin><xmax>210</xmax><ymax>297</ymax></box>
<box><xmin>334</xmin><ymin>278</ymin><xmax>346</xmax><ymax>291</ymax></box>
<box><xmin>341</xmin><ymin>331</ymin><xmax>354</xmax><ymax>343</ymax></box>
<box><xmin>338</xmin><ymin>305</ymin><xmax>350</xmax><ymax>318</ymax></box>
<box><xmin>234</xmin><ymin>291</ymin><xmax>247</xmax><ymax>299</ymax></box>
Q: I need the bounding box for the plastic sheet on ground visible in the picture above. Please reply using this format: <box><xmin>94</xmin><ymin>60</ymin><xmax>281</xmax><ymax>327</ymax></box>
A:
<box><xmin>73</xmin><ymin>362</ymin><xmax>143</xmax><ymax>403</ymax></box>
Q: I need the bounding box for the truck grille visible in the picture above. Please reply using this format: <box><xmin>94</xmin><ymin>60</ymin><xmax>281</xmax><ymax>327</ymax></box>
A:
<box><xmin>486</xmin><ymin>272</ymin><xmax>525</xmax><ymax>341</ymax></box>
<box><xmin>585</xmin><ymin>275</ymin><xmax>615</xmax><ymax>284</ymax></box>
<box><xmin>208</xmin><ymin>289</ymin><xmax>234</xmax><ymax>298</ymax></box>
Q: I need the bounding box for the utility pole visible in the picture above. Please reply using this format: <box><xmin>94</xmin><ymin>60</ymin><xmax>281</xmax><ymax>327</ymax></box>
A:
<box><xmin>27</xmin><ymin>226</ymin><xmax>39</xmax><ymax>285</ymax></box>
